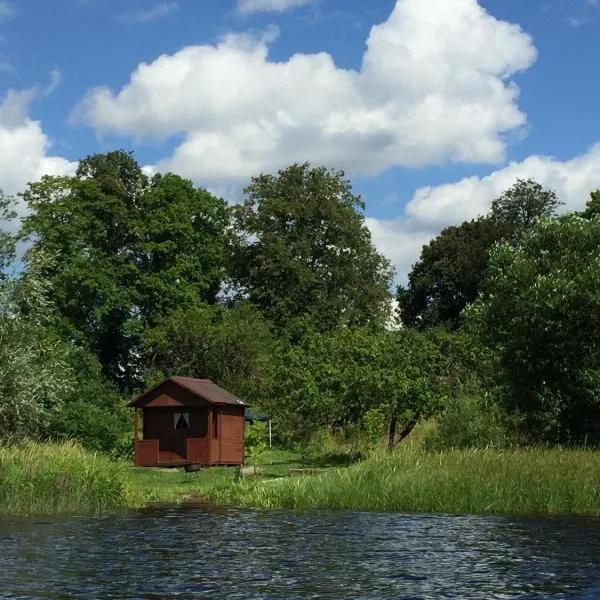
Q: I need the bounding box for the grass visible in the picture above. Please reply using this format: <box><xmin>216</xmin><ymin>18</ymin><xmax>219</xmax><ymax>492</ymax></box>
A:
<box><xmin>5</xmin><ymin>442</ymin><xmax>600</xmax><ymax>518</ymax></box>
<box><xmin>0</xmin><ymin>441</ymin><xmax>131</xmax><ymax>516</ymax></box>
<box><xmin>126</xmin><ymin>447</ymin><xmax>349</xmax><ymax>506</ymax></box>
<box><xmin>205</xmin><ymin>447</ymin><xmax>600</xmax><ymax>516</ymax></box>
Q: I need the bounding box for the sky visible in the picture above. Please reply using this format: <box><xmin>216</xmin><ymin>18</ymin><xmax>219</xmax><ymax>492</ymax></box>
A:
<box><xmin>0</xmin><ymin>0</ymin><xmax>599</xmax><ymax>282</ymax></box>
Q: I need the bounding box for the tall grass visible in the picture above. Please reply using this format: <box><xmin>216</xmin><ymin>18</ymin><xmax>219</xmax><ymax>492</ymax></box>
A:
<box><xmin>210</xmin><ymin>447</ymin><xmax>600</xmax><ymax>516</ymax></box>
<box><xmin>0</xmin><ymin>441</ymin><xmax>132</xmax><ymax>516</ymax></box>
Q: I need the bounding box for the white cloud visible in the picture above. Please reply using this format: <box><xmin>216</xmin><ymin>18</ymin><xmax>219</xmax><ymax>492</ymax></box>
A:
<box><xmin>118</xmin><ymin>2</ymin><xmax>179</xmax><ymax>23</ymax></box>
<box><xmin>72</xmin><ymin>0</ymin><xmax>537</xmax><ymax>183</ymax></box>
<box><xmin>237</xmin><ymin>0</ymin><xmax>315</xmax><ymax>15</ymax></box>
<box><xmin>0</xmin><ymin>1</ymin><xmax>15</xmax><ymax>21</ymax></box>
<box><xmin>0</xmin><ymin>88</ymin><xmax>76</xmax><ymax>208</ymax></box>
<box><xmin>43</xmin><ymin>69</ymin><xmax>62</xmax><ymax>97</ymax></box>
<box><xmin>367</xmin><ymin>144</ymin><xmax>600</xmax><ymax>283</ymax></box>
<box><xmin>567</xmin><ymin>16</ymin><xmax>588</xmax><ymax>27</ymax></box>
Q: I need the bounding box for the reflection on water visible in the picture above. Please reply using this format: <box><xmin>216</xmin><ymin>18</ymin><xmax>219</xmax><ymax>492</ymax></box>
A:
<box><xmin>1</xmin><ymin>505</ymin><xmax>600</xmax><ymax>599</ymax></box>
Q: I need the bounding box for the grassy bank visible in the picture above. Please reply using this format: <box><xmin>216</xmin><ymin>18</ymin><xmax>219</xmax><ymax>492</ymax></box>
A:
<box><xmin>206</xmin><ymin>447</ymin><xmax>600</xmax><ymax>516</ymax></box>
<box><xmin>5</xmin><ymin>444</ymin><xmax>600</xmax><ymax>517</ymax></box>
<box><xmin>0</xmin><ymin>442</ymin><xmax>131</xmax><ymax>516</ymax></box>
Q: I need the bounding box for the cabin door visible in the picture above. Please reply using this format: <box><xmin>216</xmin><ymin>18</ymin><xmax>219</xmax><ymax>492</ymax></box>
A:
<box><xmin>160</xmin><ymin>411</ymin><xmax>190</xmax><ymax>462</ymax></box>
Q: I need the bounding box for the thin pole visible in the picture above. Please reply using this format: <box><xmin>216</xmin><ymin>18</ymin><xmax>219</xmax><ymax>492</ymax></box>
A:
<box><xmin>268</xmin><ymin>420</ymin><xmax>272</xmax><ymax>448</ymax></box>
<box><xmin>133</xmin><ymin>408</ymin><xmax>138</xmax><ymax>443</ymax></box>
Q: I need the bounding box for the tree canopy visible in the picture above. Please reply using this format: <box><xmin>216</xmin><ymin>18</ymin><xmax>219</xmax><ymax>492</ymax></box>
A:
<box><xmin>468</xmin><ymin>214</ymin><xmax>600</xmax><ymax>444</ymax></box>
<box><xmin>20</xmin><ymin>151</ymin><xmax>228</xmax><ymax>388</ymax></box>
<box><xmin>398</xmin><ymin>179</ymin><xmax>561</xmax><ymax>330</ymax></box>
<box><xmin>230</xmin><ymin>163</ymin><xmax>394</xmax><ymax>335</ymax></box>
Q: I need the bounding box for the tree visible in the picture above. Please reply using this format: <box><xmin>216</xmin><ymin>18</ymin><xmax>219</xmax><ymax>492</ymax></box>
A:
<box><xmin>0</xmin><ymin>252</ymin><xmax>75</xmax><ymax>439</ymax></box>
<box><xmin>20</xmin><ymin>151</ymin><xmax>228</xmax><ymax>388</ymax></box>
<box><xmin>142</xmin><ymin>301</ymin><xmax>274</xmax><ymax>404</ymax></box>
<box><xmin>580</xmin><ymin>190</ymin><xmax>600</xmax><ymax>219</ymax></box>
<box><xmin>398</xmin><ymin>179</ymin><xmax>561</xmax><ymax>330</ymax></box>
<box><xmin>489</xmin><ymin>178</ymin><xmax>562</xmax><ymax>243</ymax></box>
<box><xmin>0</xmin><ymin>189</ymin><xmax>16</xmax><ymax>277</ymax></box>
<box><xmin>467</xmin><ymin>214</ymin><xmax>600</xmax><ymax>444</ymax></box>
<box><xmin>398</xmin><ymin>218</ymin><xmax>501</xmax><ymax>329</ymax></box>
<box><xmin>230</xmin><ymin>163</ymin><xmax>394</xmax><ymax>334</ymax></box>
<box><xmin>266</xmin><ymin>326</ymin><xmax>442</xmax><ymax>448</ymax></box>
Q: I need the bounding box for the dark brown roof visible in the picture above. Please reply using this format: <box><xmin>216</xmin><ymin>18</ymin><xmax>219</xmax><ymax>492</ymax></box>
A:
<box><xmin>170</xmin><ymin>377</ymin><xmax>247</xmax><ymax>406</ymax></box>
<box><xmin>128</xmin><ymin>377</ymin><xmax>248</xmax><ymax>407</ymax></box>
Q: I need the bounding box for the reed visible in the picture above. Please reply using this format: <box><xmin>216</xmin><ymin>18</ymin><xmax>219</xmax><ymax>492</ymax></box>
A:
<box><xmin>0</xmin><ymin>441</ymin><xmax>131</xmax><ymax>516</ymax></box>
<box><xmin>210</xmin><ymin>447</ymin><xmax>600</xmax><ymax>516</ymax></box>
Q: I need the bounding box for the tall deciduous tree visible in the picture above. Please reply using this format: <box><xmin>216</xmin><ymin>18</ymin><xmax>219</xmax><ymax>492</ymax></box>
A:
<box><xmin>467</xmin><ymin>214</ymin><xmax>600</xmax><ymax>444</ymax></box>
<box><xmin>398</xmin><ymin>218</ymin><xmax>500</xmax><ymax>330</ymax></box>
<box><xmin>398</xmin><ymin>179</ymin><xmax>561</xmax><ymax>330</ymax></box>
<box><xmin>20</xmin><ymin>151</ymin><xmax>228</xmax><ymax>388</ymax></box>
<box><xmin>230</xmin><ymin>163</ymin><xmax>394</xmax><ymax>334</ymax></box>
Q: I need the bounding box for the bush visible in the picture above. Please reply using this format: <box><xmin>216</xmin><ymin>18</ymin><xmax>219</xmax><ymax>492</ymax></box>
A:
<box><xmin>425</xmin><ymin>395</ymin><xmax>509</xmax><ymax>451</ymax></box>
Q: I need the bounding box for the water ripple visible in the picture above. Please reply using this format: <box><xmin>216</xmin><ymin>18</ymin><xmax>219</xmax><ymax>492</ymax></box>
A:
<box><xmin>1</xmin><ymin>508</ymin><xmax>600</xmax><ymax>599</ymax></box>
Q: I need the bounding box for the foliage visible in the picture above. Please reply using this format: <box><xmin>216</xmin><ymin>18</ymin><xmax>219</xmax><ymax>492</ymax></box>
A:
<box><xmin>230</xmin><ymin>163</ymin><xmax>394</xmax><ymax>334</ymax></box>
<box><xmin>0</xmin><ymin>252</ymin><xmax>75</xmax><ymax>439</ymax></box>
<box><xmin>398</xmin><ymin>218</ymin><xmax>501</xmax><ymax>329</ymax></box>
<box><xmin>468</xmin><ymin>214</ymin><xmax>600</xmax><ymax>444</ymax></box>
<box><xmin>20</xmin><ymin>151</ymin><xmax>228</xmax><ymax>388</ymax></box>
<box><xmin>362</xmin><ymin>408</ymin><xmax>386</xmax><ymax>453</ymax></box>
<box><xmin>142</xmin><ymin>300</ymin><xmax>274</xmax><ymax>403</ymax></box>
<box><xmin>489</xmin><ymin>178</ymin><xmax>562</xmax><ymax>243</ymax></box>
<box><xmin>398</xmin><ymin>179</ymin><xmax>561</xmax><ymax>330</ymax></box>
<box><xmin>266</xmin><ymin>326</ymin><xmax>442</xmax><ymax>446</ymax></box>
<box><xmin>0</xmin><ymin>441</ymin><xmax>131</xmax><ymax>515</ymax></box>
<box><xmin>424</xmin><ymin>395</ymin><xmax>510</xmax><ymax>451</ymax></box>
<box><xmin>245</xmin><ymin>421</ymin><xmax>268</xmax><ymax>467</ymax></box>
<box><xmin>0</xmin><ymin>189</ymin><xmax>16</xmax><ymax>276</ymax></box>
<box><xmin>47</xmin><ymin>348</ymin><xmax>130</xmax><ymax>456</ymax></box>
<box><xmin>580</xmin><ymin>190</ymin><xmax>600</xmax><ymax>218</ymax></box>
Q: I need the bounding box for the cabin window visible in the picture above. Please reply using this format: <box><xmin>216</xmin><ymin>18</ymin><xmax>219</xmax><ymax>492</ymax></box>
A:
<box><xmin>174</xmin><ymin>412</ymin><xmax>190</xmax><ymax>430</ymax></box>
<box><xmin>212</xmin><ymin>409</ymin><xmax>219</xmax><ymax>438</ymax></box>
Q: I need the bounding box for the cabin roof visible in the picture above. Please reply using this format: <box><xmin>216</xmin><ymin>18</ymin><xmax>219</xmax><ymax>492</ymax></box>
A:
<box><xmin>128</xmin><ymin>376</ymin><xmax>248</xmax><ymax>408</ymax></box>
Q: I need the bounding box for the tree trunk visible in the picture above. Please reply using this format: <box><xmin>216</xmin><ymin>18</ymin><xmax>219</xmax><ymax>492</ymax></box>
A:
<box><xmin>387</xmin><ymin>416</ymin><xmax>397</xmax><ymax>451</ymax></box>
<box><xmin>387</xmin><ymin>417</ymin><xmax>419</xmax><ymax>450</ymax></box>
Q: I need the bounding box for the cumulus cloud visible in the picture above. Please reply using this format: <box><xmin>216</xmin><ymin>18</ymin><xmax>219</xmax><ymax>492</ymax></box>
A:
<box><xmin>72</xmin><ymin>0</ymin><xmax>537</xmax><ymax>183</ymax></box>
<box><xmin>0</xmin><ymin>88</ymin><xmax>76</xmax><ymax>209</ymax></box>
<box><xmin>367</xmin><ymin>144</ymin><xmax>600</xmax><ymax>283</ymax></box>
<box><xmin>237</xmin><ymin>0</ymin><xmax>315</xmax><ymax>15</ymax></box>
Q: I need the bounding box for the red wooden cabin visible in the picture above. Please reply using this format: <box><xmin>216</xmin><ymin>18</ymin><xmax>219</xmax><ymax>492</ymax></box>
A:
<box><xmin>128</xmin><ymin>376</ymin><xmax>247</xmax><ymax>467</ymax></box>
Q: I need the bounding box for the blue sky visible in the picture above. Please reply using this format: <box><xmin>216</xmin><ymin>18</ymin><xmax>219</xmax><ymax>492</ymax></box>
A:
<box><xmin>0</xmin><ymin>0</ymin><xmax>599</xmax><ymax>280</ymax></box>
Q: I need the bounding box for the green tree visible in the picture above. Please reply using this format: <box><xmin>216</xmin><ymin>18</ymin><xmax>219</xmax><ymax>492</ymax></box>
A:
<box><xmin>398</xmin><ymin>179</ymin><xmax>561</xmax><ymax>330</ymax></box>
<box><xmin>230</xmin><ymin>163</ymin><xmax>394</xmax><ymax>334</ymax></box>
<box><xmin>267</xmin><ymin>326</ymin><xmax>442</xmax><ymax>448</ymax></box>
<box><xmin>0</xmin><ymin>252</ymin><xmax>75</xmax><ymax>439</ymax></box>
<box><xmin>0</xmin><ymin>189</ymin><xmax>16</xmax><ymax>277</ymax></box>
<box><xmin>142</xmin><ymin>301</ymin><xmax>274</xmax><ymax>404</ymax></box>
<box><xmin>489</xmin><ymin>178</ymin><xmax>562</xmax><ymax>243</ymax></box>
<box><xmin>20</xmin><ymin>151</ymin><xmax>228</xmax><ymax>388</ymax></box>
<box><xmin>467</xmin><ymin>214</ymin><xmax>600</xmax><ymax>444</ymax></box>
<box><xmin>580</xmin><ymin>190</ymin><xmax>600</xmax><ymax>219</ymax></box>
<box><xmin>398</xmin><ymin>218</ymin><xmax>500</xmax><ymax>329</ymax></box>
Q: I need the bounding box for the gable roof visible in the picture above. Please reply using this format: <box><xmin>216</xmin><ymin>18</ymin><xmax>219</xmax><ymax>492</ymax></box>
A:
<box><xmin>128</xmin><ymin>376</ymin><xmax>248</xmax><ymax>408</ymax></box>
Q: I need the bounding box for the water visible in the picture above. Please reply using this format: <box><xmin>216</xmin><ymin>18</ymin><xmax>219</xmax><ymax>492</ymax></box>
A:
<box><xmin>1</xmin><ymin>505</ymin><xmax>600</xmax><ymax>599</ymax></box>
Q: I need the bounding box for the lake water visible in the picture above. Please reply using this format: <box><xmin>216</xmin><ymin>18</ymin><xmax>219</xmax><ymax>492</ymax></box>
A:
<box><xmin>2</xmin><ymin>505</ymin><xmax>600</xmax><ymax>599</ymax></box>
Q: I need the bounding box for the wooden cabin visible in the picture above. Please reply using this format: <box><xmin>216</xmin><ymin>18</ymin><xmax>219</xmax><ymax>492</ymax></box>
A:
<box><xmin>128</xmin><ymin>376</ymin><xmax>247</xmax><ymax>467</ymax></box>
